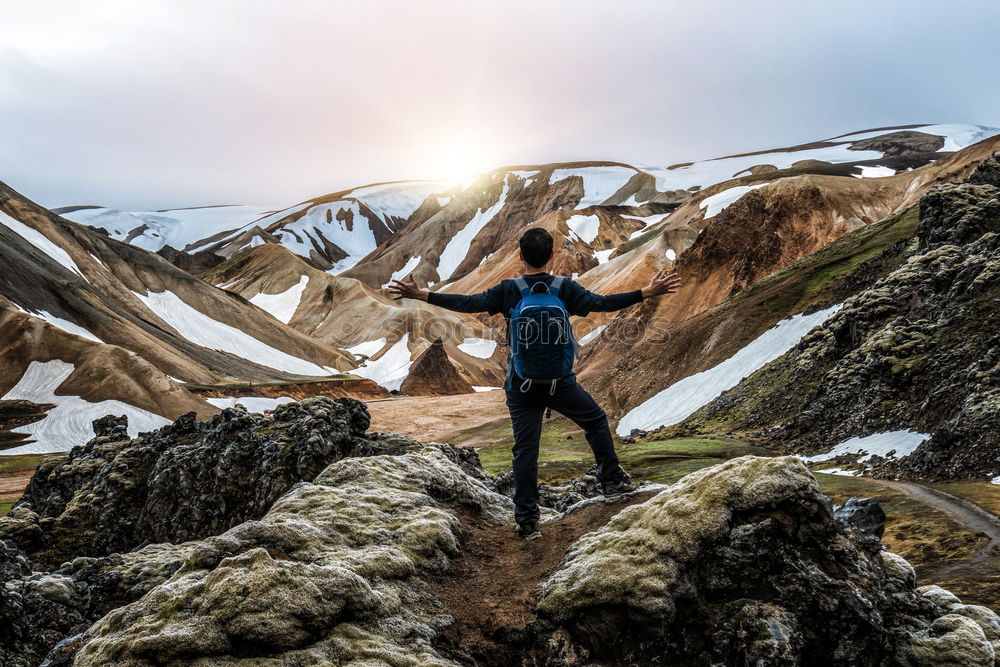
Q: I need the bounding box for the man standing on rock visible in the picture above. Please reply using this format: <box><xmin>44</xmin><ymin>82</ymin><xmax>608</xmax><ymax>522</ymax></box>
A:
<box><xmin>389</xmin><ymin>228</ymin><xmax>681</xmax><ymax>540</ymax></box>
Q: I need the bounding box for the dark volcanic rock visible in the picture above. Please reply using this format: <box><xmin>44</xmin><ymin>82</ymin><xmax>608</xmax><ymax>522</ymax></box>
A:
<box><xmin>848</xmin><ymin>130</ymin><xmax>946</xmax><ymax>157</ymax></box>
<box><xmin>1</xmin><ymin>539</ymin><xmax>90</xmax><ymax>667</ymax></box>
<box><xmin>834</xmin><ymin>496</ymin><xmax>886</xmax><ymax>541</ymax></box>
<box><xmin>3</xmin><ymin>396</ymin><xmax>414</xmax><ymax>564</ymax></box>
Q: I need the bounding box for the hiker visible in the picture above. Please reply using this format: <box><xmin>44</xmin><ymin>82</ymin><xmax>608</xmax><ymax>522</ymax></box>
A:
<box><xmin>388</xmin><ymin>228</ymin><xmax>681</xmax><ymax>540</ymax></box>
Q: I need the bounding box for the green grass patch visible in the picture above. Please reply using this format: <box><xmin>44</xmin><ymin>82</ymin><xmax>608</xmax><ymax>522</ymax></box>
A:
<box><xmin>0</xmin><ymin>454</ymin><xmax>46</xmax><ymax>474</ymax></box>
<box><xmin>477</xmin><ymin>428</ymin><xmax>758</xmax><ymax>486</ymax></box>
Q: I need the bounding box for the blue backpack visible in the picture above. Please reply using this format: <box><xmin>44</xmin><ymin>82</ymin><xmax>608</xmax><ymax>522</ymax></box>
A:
<box><xmin>510</xmin><ymin>276</ymin><xmax>578</xmax><ymax>393</ymax></box>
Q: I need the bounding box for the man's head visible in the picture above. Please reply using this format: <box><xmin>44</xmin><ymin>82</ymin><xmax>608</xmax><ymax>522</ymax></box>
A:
<box><xmin>519</xmin><ymin>228</ymin><xmax>554</xmax><ymax>270</ymax></box>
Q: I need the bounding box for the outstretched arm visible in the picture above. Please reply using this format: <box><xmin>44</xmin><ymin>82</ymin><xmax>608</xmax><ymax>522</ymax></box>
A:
<box><xmin>388</xmin><ymin>277</ymin><xmax>503</xmax><ymax>314</ymax></box>
<box><xmin>565</xmin><ymin>270</ymin><xmax>682</xmax><ymax>315</ymax></box>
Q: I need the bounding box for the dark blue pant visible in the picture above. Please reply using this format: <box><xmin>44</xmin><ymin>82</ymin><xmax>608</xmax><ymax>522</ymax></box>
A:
<box><xmin>505</xmin><ymin>379</ymin><xmax>621</xmax><ymax>524</ymax></box>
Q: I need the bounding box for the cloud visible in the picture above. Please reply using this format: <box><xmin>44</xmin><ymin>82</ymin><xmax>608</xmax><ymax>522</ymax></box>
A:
<box><xmin>1</xmin><ymin>0</ymin><xmax>999</xmax><ymax>209</ymax></box>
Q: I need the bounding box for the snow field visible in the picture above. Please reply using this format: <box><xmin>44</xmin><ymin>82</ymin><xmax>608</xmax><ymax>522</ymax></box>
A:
<box><xmin>548</xmin><ymin>166</ymin><xmax>638</xmax><ymax>208</ymax></box>
<box><xmin>349</xmin><ymin>334</ymin><xmax>412</xmax><ymax>391</ymax></box>
<box><xmin>436</xmin><ymin>179</ymin><xmax>511</xmax><ymax>281</ymax></box>
<box><xmin>1</xmin><ymin>360</ymin><xmax>171</xmax><ymax>455</ymax></box>
<box><xmin>62</xmin><ymin>205</ymin><xmax>278</xmax><ymax>252</ymax></box>
<box><xmin>0</xmin><ymin>211</ymin><xmax>86</xmax><ymax>279</ymax></box>
<box><xmin>206</xmin><ymin>396</ymin><xmax>295</xmax><ymax>412</ymax></box>
<box><xmin>805</xmin><ymin>430</ymin><xmax>930</xmax><ymax>463</ymax></box>
<box><xmin>347</xmin><ymin>338</ymin><xmax>388</xmax><ymax>358</ymax></box>
<box><xmin>135</xmin><ymin>290</ymin><xmax>335</xmax><ymax>376</ymax></box>
<box><xmin>457</xmin><ymin>337</ymin><xmax>497</xmax><ymax>359</ymax></box>
<box><xmin>249</xmin><ymin>275</ymin><xmax>309</xmax><ymax>324</ymax></box>
<box><xmin>699</xmin><ymin>183</ymin><xmax>770</xmax><ymax>218</ymax></box>
<box><xmin>616</xmin><ymin>305</ymin><xmax>842</xmax><ymax>435</ymax></box>
<box><xmin>381</xmin><ymin>256</ymin><xmax>422</xmax><ymax>288</ymax></box>
<box><xmin>565</xmin><ymin>214</ymin><xmax>601</xmax><ymax>244</ymax></box>
<box><xmin>578</xmin><ymin>324</ymin><xmax>607</xmax><ymax>346</ymax></box>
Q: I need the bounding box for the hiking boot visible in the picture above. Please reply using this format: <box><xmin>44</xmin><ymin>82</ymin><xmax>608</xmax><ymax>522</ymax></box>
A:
<box><xmin>601</xmin><ymin>476</ymin><xmax>635</xmax><ymax>497</ymax></box>
<box><xmin>516</xmin><ymin>521</ymin><xmax>542</xmax><ymax>541</ymax></box>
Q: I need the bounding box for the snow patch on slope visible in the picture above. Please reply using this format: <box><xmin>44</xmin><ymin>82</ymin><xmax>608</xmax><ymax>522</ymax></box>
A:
<box><xmin>566</xmin><ymin>214</ymin><xmax>601</xmax><ymax>244</ymax></box>
<box><xmin>458</xmin><ymin>337</ymin><xmax>497</xmax><ymax>359</ymax></box>
<box><xmin>578</xmin><ymin>324</ymin><xmax>607</xmax><ymax>346</ymax></box>
<box><xmin>700</xmin><ymin>183</ymin><xmax>770</xmax><ymax>218</ymax></box>
<box><xmin>350</xmin><ymin>334</ymin><xmax>411</xmax><ymax>391</ymax></box>
<box><xmin>135</xmin><ymin>290</ymin><xmax>334</xmax><ymax>376</ymax></box>
<box><xmin>382</xmin><ymin>256</ymin><xmax>422</xmax><ymax>288</ymax></box>
<box><xmin>548</xmin><ymin>166</ymin><xmax>637</xmax><ymax>208</ymax></box>
<box><xmin>2</xmin><ymin>360</ymin><xmax>171</xmax><ymax>455</ymax></box>
<box><xmin>34</xmin><ymin>311</ymin><xmax>101</xmax><ymax>343</ymax></box>
<box><xmin>511</xmin><ymin>170</ymin><xmax>540</xmax><ymax>187</ymax></box>
<box><xmin>616</xmin><ymin>305</ymin><xmax>842</xmax><ymax>435</ymax></box>
<box><xmin>805</xmin><ymin>430</ymin><xmax>930</xmax><ymax>463</ymax></box>
<box><xmin>347</xmin><ymin>338</ymin><xmax>387</xmax><ymax>358</ymax></box>
<box><xmin>436</xmin><ymin>179</ymin><xmax>510</xmax><ymax>281</ymax></box>
<box><xmin>594</xmin><ymin>248</ymin><xmax>615</xmax><ymax>264</ymax></box>
<box><xmin>206</xmin><ymin>396</ymin><xmax>295</xmax><ymax>412</ymax></box>
<box><xmin>249</xmin><ymin>276</ymin><xmax>309</xmax><ymax>324</ymax></box>
<box><xmin>0</xmin><ymin>211</ymin><xmax>85</xmax><ymax>278</ymax></box>
<box><xmin>854</xmin><ymin>166</ymin><xmax>896</xmax><ymax>178</ymax></box>
<box><xmin>277</xmin><ymin>201</ymin><xmax>377</xmax><ymax>274</ymax></box>
<box><xmin>914</xmin><ymin>124</ymin><xmax>1000</xmax><ymax>152</ymax></box>
<box><xmin>345</xmin><ymin>181</ymin><xmax>448</xmax><ymax>221</ymax></box>
<box><xmin>644</xmin><ymin>145</ymin><xmax>884</xmax><ymax>193</ymax></box>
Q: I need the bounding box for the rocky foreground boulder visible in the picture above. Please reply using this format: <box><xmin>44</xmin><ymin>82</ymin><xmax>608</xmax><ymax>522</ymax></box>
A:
<box><xmin>2</xmin><ymin>399</ymin><xmax>999</xmax><ymax>666</ymax></box>
<box><xmin>0</xmin><ymin>398</ymin><xmax>436</xmax><ymax>565</ymax></box>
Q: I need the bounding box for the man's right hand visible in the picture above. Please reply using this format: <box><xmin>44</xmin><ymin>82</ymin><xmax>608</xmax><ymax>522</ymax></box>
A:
<box><xmin>387</xmin><ymin>277</ymin><xmax>429</xmax><ymax>302</ymax></box>
<box><xmin>640</xmin><ymin>270</ymin><xmax>682</xmax><ymax>299</ymax></box>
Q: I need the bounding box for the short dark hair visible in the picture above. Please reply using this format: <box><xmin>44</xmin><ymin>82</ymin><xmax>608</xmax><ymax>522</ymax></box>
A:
<box><xmin>519</xmin><ymin>228</ymin><xmax>553</xmax><ymax>268</ymax></box>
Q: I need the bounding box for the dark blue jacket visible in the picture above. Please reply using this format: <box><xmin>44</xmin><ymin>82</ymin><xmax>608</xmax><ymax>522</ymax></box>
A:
<box><xmin>427</xmin><ymin>273</ymin><xmax>643</xmax><ymax>388</ymax></box>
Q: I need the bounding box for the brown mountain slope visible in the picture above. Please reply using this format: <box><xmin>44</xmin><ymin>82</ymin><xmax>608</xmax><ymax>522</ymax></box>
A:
<box><xmin>202</xmin><ymin>244</ymin><xmax>506</xmax><ymax>390</ymax></box>
<box><xmin>577</xmin><ymin>135</ymin><xmax>1000</xmax><ymax>424</ymax></box>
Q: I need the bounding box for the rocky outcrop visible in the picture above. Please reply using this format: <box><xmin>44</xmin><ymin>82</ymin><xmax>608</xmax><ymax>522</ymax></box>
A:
<box><xmin>848</xmin><ymin>130</ymin><xmax>946</xmax><ymax>157</ymax></box>
<box><xmin>155</xmin><ymin>244</ymin><xmax>225</xmax><ymax>274</ymax></box>
<box><xmin>673</xmin><ymin>155</ymin><xmax>1000</xmax><ymax>480</ymax></box>
<box><xmin>2</xmin><ymin>397</ymin><xmax>423</xmax><ymax>564</ymax></box>
<box><xmin>400</xmin><ymin>338</ymin><xmax>475</xmax><ymax>395</ymax></box>
<box><xmin>2</xmin><ymin>401</ymin><xmax>998</xmax><ymax>666</ymax></box>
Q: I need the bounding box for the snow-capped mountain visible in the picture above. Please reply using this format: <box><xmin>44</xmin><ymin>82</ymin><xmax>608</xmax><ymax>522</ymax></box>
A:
<box><xmin>5</xmin><ymin>122</ymin><xmax>1000</xmax><ymax>457</ymax></box>
<box><xmin>0</xmin><ymin>182</ymin><xmax>365</xmax><ymax>454</ymax></box>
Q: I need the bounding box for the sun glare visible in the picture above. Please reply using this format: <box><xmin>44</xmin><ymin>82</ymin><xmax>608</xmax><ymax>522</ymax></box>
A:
<box><xmin>431</xmin><ymin>147</ymin><xmax>492</xmax><ymax>182</ymax></box>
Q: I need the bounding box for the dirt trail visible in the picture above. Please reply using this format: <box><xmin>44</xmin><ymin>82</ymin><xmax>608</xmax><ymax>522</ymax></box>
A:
<box><xmin>433</xmin><ymin>490</ymin><xmax>658</xmax><ymax>665</ymax></box>
<box><xmin>882</xmin><ymin>480</ymin><xmax>1000</xmax><ymax>563</ymax></box>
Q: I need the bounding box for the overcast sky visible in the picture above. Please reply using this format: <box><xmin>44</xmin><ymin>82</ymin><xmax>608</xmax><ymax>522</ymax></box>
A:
<box><xmin>2</xmin><ymin>0</ymin><xmax>999</xmax><ymax>210</ymax></box>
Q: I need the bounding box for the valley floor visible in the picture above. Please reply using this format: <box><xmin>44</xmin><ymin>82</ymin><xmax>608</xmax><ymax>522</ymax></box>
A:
<box><xmin>3</xmin><ymin>392</ymin><xmax>1000</xmax><ymax>607</ymax></box>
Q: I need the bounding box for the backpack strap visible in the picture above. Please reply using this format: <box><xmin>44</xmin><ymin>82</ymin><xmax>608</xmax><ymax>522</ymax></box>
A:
<box><xmin>513</xmin><ymin>276</ymin><xmax>530</xmax><ymax>295</ymax></box>
<box><xmin>549</xmin><ymin>275</ymin><xmax>565</xmax><ymax>295</ymax></box>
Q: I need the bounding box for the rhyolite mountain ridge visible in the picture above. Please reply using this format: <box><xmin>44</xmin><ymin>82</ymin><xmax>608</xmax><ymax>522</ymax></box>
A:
<box><xmin>2</xmin><ymin>122</ymin><xmax>1000</xmax><ymax>482</ymax></box>
<box><xmin>3</xmin><ymin>398</ymin><xmax>1000</xmax><ymax>665</ymax></box>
